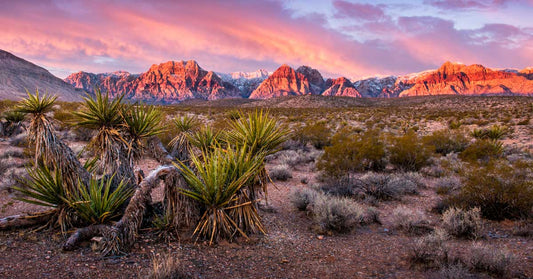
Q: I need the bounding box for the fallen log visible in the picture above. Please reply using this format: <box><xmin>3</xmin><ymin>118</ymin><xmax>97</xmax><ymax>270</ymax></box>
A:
<box><xmin>0</xmin><ymin>210</ymin><xmax>55</xmax><ymax>230</ymax></box>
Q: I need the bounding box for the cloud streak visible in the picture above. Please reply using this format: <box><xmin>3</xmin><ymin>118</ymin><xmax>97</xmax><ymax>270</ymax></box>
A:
<box><xmin>0</xmin><ymin>0</ymin><xmax>532</xmax><ymax>79</ymax></box>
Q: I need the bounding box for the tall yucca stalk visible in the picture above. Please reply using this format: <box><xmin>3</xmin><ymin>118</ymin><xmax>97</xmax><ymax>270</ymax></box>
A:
<box><xmin>75</xmin><ymin>90</ymin><xmax>127</xmax><ymax>175</ymax></box>
<box><xmin>174</xmin><ymin>145</ymin><xmax>263</xmax><ymax>244</ymax></box>
<box><xmin>227</xmin><ymin>110</ymin><xmax>288</xmax><ymax>202</ymax></box>
<box><xmin>16</xmin><ymin>90</ymin><xmax>91</xmax><ymax>192</ymax></box>
<box><xmin>123</xmin><ymin>103</ymin><xmax>163</xmax><ymax>164</ymax></box>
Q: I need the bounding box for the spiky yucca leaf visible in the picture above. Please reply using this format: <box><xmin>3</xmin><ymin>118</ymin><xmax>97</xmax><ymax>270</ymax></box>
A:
<box><xmin>13</xmin><ymin>164</ymin><xmax>73</xmax><ymax>233</ymax></box>
<box><xmin>173</xmin><ymin>145</ymin><xmax>263</xmax><ymax>244</ymax></box>
<box><xmin>3</xmin><ymin>110</ymin><xmax>25</xmax><ymax>123</ymax></box>
<box><xmin>67</xmin><ymin>175</ymin><xmax>134</xmax><ymax>224</ymax></box>
<box><xmin>123</xmin><ymin>103</ymin><xmax>163</xmax><ymax>161</ymax></box>
<box><xmin>16</xmin><ymin>89</ymin><xmax>57</xmax><ymax>115</ymax></box>
<box><xmin>227</xmin><ymin>110</ymin><xmax>288</xmax><ymax>157</ymax></box>
<box><xmin>187</xmin><ymin>126</ymin><xmax>221</xmax><ymax>153</ymax></box>
<box><xmin>75</xmin><ymin>90</ymin><xmax>124</xmax><ymax>130</ymax></box>
<box><xmin>169</xmin><ymin>115</ymin><xmax>199</xmax><ymax>149</ymax></box>
<box><xmin>75</xmin><ymin>90</ymin><xmax>127</xmax><ymax>172</ymax></box>
<box><xmin>14</xmin><ymin>165</ymin><xmax>65</xmax><ymax>208</ymax></box>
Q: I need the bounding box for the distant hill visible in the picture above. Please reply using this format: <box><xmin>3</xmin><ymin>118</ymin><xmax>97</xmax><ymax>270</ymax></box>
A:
<box><xmin>0</xmin><ymin>50</ymin><xmax>81</xmax><ymax>101</ymax></box>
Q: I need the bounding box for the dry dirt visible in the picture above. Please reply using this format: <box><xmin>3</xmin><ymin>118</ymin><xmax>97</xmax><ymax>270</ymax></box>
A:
<box><xmin>1</xmin><ymin>153</ymin><xmax>532</xmax><ymax>279</ymax></box>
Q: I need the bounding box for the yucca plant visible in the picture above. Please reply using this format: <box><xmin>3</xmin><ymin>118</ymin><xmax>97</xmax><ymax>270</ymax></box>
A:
<box><xmin>13</xmin><ymin>164</ymin><xmax>73</xmax><ymax>233</ymax></box>
<box><xmin>67</xmin><ymin>175</ymin><xmax>134</xmax><ymax>224</ymax></box>
<box><xmin>187</xmin><ymin>126</ymin><xmax>221</xmax><ymax>154</ymax></box>
<box><xmin>3</xmin><ymin>110</ymin><xmax>25</xmax><ymax>123</ymax></box>
<box><xmin>174</xmin><ymin>145</ymin><xmax>263</xmax><ymax>244</ymax></box>
<box><xmin>169</xmin><ymin>115</ymin><xmax>199</xmax><ymax>160</ymax></box>
<box><xmin>123</xmin><ymin>103</ymin><xmax>163</xmax><ymax>163</ymax></box>
<box><xmin>75</xmin><ymin>90</ymin><xmax>127</xmax><ymax>173</ymax></box>
<box><xmin>226</xmin><ymin>110</ymin><xmax>288</xmax><ymax>202</ymax></box>
<box><xmin>227</xmin><ymin>110</ymin><xmax>288</xmax><ymax>157</ymax></box>
<box><xmin>16</xmin><ymin>90</ymin><xmax>57</xmax><ymax>164</ymax></box>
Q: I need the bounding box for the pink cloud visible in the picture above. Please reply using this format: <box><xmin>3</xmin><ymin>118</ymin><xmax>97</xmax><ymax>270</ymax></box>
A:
<box><xmin>333</xmin><ymin>1</ymin><xmax>386</xmax><ymax>21</ymax></box>
<box><xmin>0</xmin><ymin>0</ymin><xmax>531</xmax><ymax>80</ymax></box>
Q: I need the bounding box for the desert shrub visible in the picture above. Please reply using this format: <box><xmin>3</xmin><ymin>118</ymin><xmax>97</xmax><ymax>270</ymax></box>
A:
<box><xmin>423</xmin><ymin>130</ymin><xmax>469</xmax><ymax>155</ymax></box>
<box><xmin>435</xmin><ymin>264</ymin><xmax>476</xmax><ymax>279</ymax></box>
<box><xmin>362</xmin><ymin>207</ymin><xmax>381</xmax><ymax>225</ymax></box>
<box><xmin>409</xmin><ymin>229</ymin><xmax>450</xmax><ymax>267</ymax></box>
<box><xmin>389</xmin><ymin>130</ymin><xmax>431</xmax><ymax>171</ymax></box>
<box><xmin>471</xmin><ymin>125</ymin><xmax>507</xmax><ymax>141</ymax></box>
<box><xmin>467</xmin><ymin>243</ymin><xmax>514</xmax><ymax>277</ymax></box>
<box><xmin>290</xmin><ymin>187</ymin><xmax>319</xmax><ymax>211</ymax></box>
<box><xmin>317</xmin><ymin>129</ymin><xmax>386</xmax><ymax>178</ymax></box>
<box><xmin>313</xmin><ymin>194</ymin><xmax>364</xmax><ymax>233</ymax></box>
<box><xmin>450</xmin><ymin>160</ymin><xmax>533</xmax><ymax>220</ymax></box>
<box><xmin>434</xmin><ymin>176</ymin><xmax>462</xmax><ymax>195</ymax></box>
<box><xmin>441</xmin><ymin>207</ymin><xmax>482</xmax><ymax>239</ymax></box>
<box><xmin>390</xmin><ymin>206</ymin><xmax>431</xmax><ymax>235</ymax></box>
<box><xmin>277</xmin><ymin>149</ymin><xmax>315</xmax><ymax>167</ymax></box>
<box><xmin>353</xmin><ymin>172</ymin><xmax>420</xmax><ymax>201</ymax></box>
<box><xmin>3</xmin><ymin>110</ymin><xmax>25</xmax><ymax>123</ymax></box>
<box><xmin>148</xmin><ymin>253</ymin><xmax>190</xmax><ymax>279</ymax></box>
<box><xmin>269</xmin><ymin>164</ymin><xmax>292</xmax><ymax>181</ymax></box>
<box><xmin>459</xmin><ymin>139</ymin><xmax>503</xmax><ymax>163</ymax></box>
<box><xmin>293</xmin><ymin>121</ymin><xmax>332</xmax><ymax>149</ymax></box>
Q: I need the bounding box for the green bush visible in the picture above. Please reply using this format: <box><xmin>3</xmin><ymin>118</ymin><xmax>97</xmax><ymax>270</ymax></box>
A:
<box><xmin>423</xmin><ymin>129</ymin><xmax>469</xmax><ymax>155</ymax></box>
<box><xmin>293</xmin><ymin>121</ymin><xmax>332</xmax><ymax>149</ymax></box>
<box><xmin>389</xmin><ymin>130</ymin><xmax>431</xmax><ymax>171</ymax></box>
<box><xmin>317</xmin><ymin>129</ymin><xmax>386</xmax><ymax>178</ymax></box>
<box><xmin>459</xmin><ymin>139</ymin><xmax>503</xmax><ymax>163</ymax></box>
<box><xmin>450</xmin><ymin>160</ymin><xmax>533</xmax><ymax>220</ymax></box>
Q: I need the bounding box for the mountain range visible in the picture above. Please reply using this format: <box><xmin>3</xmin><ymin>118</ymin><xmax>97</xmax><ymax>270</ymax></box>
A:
<box><xmin>1</xmin><ymin>49</ymin><xmax>532</xmax><ymax>103</ymax></box>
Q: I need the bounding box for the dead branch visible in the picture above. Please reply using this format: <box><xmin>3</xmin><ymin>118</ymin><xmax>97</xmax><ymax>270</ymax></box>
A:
<box><xmin>0</xmin><ymin>211</ymin><xmax>55</xmax><ymax>230</ymax></box>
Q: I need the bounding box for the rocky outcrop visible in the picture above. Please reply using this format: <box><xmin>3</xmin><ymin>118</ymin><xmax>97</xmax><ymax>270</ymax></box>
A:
<box><xmin>399</xmin><ymin>62</ymin><xmax>533</xmax><ymax>97</ymax></box>
<box><xmin>519</xmin><ymin>68</ymin><xmax>533</xmax><ymax>80</ymax></box>
<box><xmin>249</xmin><ymin>64</ymin><xmax>311</xmax><ymax>99</ymax></box>
<box><xmin>296</xmin><ymin>66</ymin><xmax>325</xmax><ymax>94</ymax></box>
<box><xmin>0</xmin><ymin>50</ymin><xmax>81</xmax><ymax>101</ymax></box>
<box><xmin>322</xmin><ymin>77</ymin><xmax>361</xmax><ymax>97</ymax></box>
<box><xmin>354</xmin><ymin>76</ymin><xmax>407</xmax><ymax>98</ymax></box>
<box><xmin>66</xmin><ymin>60</ymin><xmax>240</xmax><ymax>103</ymax></box>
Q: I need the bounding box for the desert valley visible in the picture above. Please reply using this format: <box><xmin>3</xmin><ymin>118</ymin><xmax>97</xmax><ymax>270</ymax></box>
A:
<box><xmin>1</xmin><ymin>1</ymin><xmax>533</xmax><ymax>278</ymax></box>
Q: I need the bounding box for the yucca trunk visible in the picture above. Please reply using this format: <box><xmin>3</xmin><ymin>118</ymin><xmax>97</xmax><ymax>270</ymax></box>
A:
<box><xmin>148</xmin><ymin>136</ymin><xmax>175</xmax><ymax>164</ymax></box>
<box><xmin>164</xmin><ymin>170</ymin><xmax>200</xmax><ymax>229</ymax></box>
<box><xmin>28</xmin><ymin>113</ymin><xmax>91</xmax><ymax>192</ymax></box>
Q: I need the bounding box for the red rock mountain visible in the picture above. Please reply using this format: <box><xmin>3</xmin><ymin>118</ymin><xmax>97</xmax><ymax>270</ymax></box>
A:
<box><xmin>249</xmin><ymin>64</ymin><xmax>312</xmax><ymax>99</ymax></box>
<box><xmin>296</xmin><ymin>66</ymin><xmax>325</xmax><ymax>94</ymax></box>
<box><xmin>399</xmin><ymin>62</ymin><xmax>533</xmax><ymax>97</ymax></box>
<box><xmin>322</xmin><ymin>77</ymin><xmax>361</xmax><ymax>97</ymax></box>
<box><xmin>0</xmin><ymin>50</ymin><xmax>81</xmax><ymax>101</ymax></box>
<box><xmin>66</xmin><ymin>60</ymin><xmax>240</xmax><ymax>103</ymax></box>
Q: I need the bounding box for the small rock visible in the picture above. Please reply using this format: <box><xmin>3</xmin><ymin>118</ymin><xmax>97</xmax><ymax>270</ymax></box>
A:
<box><xmin>317</xmin><ymin>235</ymin><xmax>324</xmax><ymax>240</ymax></box>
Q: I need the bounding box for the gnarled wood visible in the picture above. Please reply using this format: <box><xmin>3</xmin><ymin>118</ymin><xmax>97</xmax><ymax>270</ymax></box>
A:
<box><xmin>63</xmin><ymin>165</ymin><xmax>185</xmax><ymax>255</ymax></box>
<box><xmin>147</xmin><ymin>136</ymin><xmax>174</xmax><ymax>164</ymax></box>
<box><xmin>0</xmin><ymin>211</ymin><xmax>55</xmax><ymax>230</ymax></box>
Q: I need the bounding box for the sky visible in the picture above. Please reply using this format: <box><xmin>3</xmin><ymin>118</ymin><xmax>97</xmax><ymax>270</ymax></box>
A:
<box><xmin>1</xmin><ymin>0</ymin><xmax>533</xmax><ymax>79</ymax></box>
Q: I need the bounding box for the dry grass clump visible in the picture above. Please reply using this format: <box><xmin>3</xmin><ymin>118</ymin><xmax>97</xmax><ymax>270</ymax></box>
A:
<box><xmin>441</xmin><ymin>207</ymin><xmax>482</xmax><ymax>239</ymax></box>
<box><xmin>268</xmin><ymin>164</ymin><xmax>292</xmax><ymax>181</ymax></box>
<box><xmin>434</xmin><ymin>264</ymin><xmax>476</xmax><ymax>279</ymax></box>
<box><xmin>409</xmin><ymin>229</ymin><xmax>450</xmax><ymax>267</ymax></box>
<box><xmin>390</xmin><ymin>206</ymin><xmax>432</xmax><ymax>235</ymax></box>
<box><xmin>313</xmin><ymin>194</ymin><xmax>365</xmax><ymax>234</ymax></box>
<box><xmin>467</xmin><ymin>243</ymin><xmax>514</xmax><ymax>277</ymax></box>
<box><xmin>356</xmin><ymin>172</ymin><xmax>421</xmax><ymax>201</ymax></box>
<box><xmin>148</xmin><ymin>253</ymin><xmax>190</xmax><ymax>279</ymax></box>
<box><xmin>290</xmin><ymin>187</ymin><xmax>319</xmax><ymax>211</ymax></box>
<box><xmin>434</xmin><ymin>176</ymin><xmax>462</xmax><ymax>195</ymax></box>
